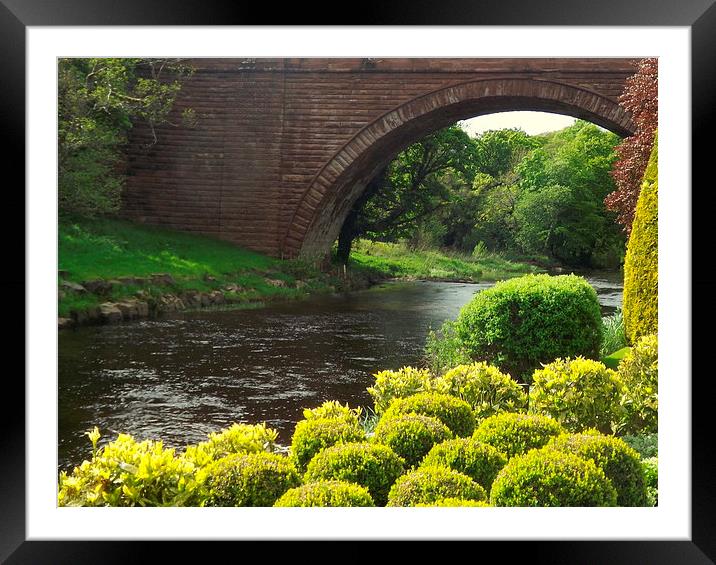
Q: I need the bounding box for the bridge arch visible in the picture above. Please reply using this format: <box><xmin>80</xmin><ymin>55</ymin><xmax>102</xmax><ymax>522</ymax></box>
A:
<box><xmin>283</xmin><ymin>77</ymin><xmax>634</xmax><ymax>259</ymax></box>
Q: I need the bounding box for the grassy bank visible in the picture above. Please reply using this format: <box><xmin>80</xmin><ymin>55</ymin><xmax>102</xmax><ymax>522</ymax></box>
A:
<box><xmin>58</xmin><ymin>217</ymin><xmax>351</xmax><ymax>318</ymax></box>
<box><xmin>349</xmin><ymin>240</ymin><xmax>540</xmax><ymax>282</ymax></box>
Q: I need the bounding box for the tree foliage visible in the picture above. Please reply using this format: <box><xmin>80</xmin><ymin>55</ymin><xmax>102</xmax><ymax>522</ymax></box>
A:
<box><xmin>58</xmin><ymin>58</ymin><xmax>194</xmax><ymax>217</ymax></box>
<box><xmin>605</xmin><ymin>58</ymin><xmax>658</xmax><ymax>234</ymax></box>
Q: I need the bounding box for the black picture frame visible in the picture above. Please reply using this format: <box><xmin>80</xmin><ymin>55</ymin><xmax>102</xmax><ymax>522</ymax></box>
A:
<box><xmin>3</xmin><ymin>1</ymin><xmax>714</xmax><ymax>562</ymax></box>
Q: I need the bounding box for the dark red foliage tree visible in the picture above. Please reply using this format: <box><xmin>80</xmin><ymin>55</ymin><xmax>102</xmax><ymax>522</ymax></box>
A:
<box><xmin>605</xmin><ymin>58</ymin><xmax>658</xmax><ymax>234</ymax></box>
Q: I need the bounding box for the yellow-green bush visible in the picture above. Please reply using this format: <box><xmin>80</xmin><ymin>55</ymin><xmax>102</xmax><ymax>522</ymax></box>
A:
<box><xmin>623</xmin><ymin>133</ymin><xmax>658</xmax><ymax>344</ymax></box>
<box><xmin>528</xmin><ymin>357</ymin><xmax>624</xmax><ymax>434</ymax></box>
<box><xmin>301</xmin><ymin>400</ymin><xmax>362</xmax><ymax>425</ymax></box>
<box><xmin>182</xmin><ymin>423</ymin><xmax>279</xmax><ymax>467</ymax></box>
<box><xmin>367</xmin><ymin>366</ymin><xmax>433</xmax><ymax>414</ymax></box>
<box><xmin>547</xmin><ymin>431</ymin><xmax>647</xmax><ymax>506</ymax></box>
<box><xmin>421</xmin><ymin>437</ymin><xmax>508</xmax><ymax>491</ymax></box>
<box><xmin>618</xmin><ymin>333</ymin><xmax>658</xmax><ymax>434</ymax></box>
<box><xmin>490</xmin><ymin>447</ymin><xmax>618</xmax><ymax>507</ymax></box>
<box><xmin>387</xmin><ymin>466</ymin><xmax>487</xmax><ymax>506</ymax></box>
<box><xmin>432</xmin><ymin>362</ymin><xmax>528</xmax><ymax>421</ymax></box>
<box><xmin>381</xmin><ymin>392</ymin><xmax>476</xmax><ymax>437</ymax></box>
<box><xmin>472</xmin><ymin>412</ymin><xmax>563</xmax><ymax>458</ymax></box>
<box><xmin>290</xmin><ymin>417</ymin><xmax>366</xmax><ymax>471</ymax></box>
<box><xmin>414</xmin><ymin>498</ymin><xmax>491</xmax><ymax>507</ymax></box>
<box><xmin>372</xmin><ymin>414</ymin><xmax>453</xmax><ymax>468</ymax></box>
<box><xmin>274</xmin><ymin>480</ymin><xmax>375</xmax><ymax>507</ymax></box>
<box><xmin>198</xmin><ymin>452</ymin><xmax>300</xmax><ymax>506</ymax></box>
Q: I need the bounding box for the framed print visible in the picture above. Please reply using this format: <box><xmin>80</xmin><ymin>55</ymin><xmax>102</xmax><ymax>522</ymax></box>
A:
<box><xmin>4</xmin><ymin>0</ymin><xmax>714</xmax><ymax>562</ymax></box>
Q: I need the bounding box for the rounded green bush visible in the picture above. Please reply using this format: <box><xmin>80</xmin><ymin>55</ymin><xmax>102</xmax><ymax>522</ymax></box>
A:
<box><xmin>623</xmin><ymin>134</ymin><xmax>658</xmax><ymax>344</ymax></box>
<box><xmin>490</xmin><ymin>448</ymin><xmax>618</xmax><ymax>507</ymax></box>
<box><xmin>367</xmin><ymin>366</ymin><xmax>433</xmax><ymax>414</ymax></box>
<box><xmin>199</xmin><ymin>452</ymin><xmax>300</xmax><ymax>506</ymax></box>
<box><xmin>529</xmin><ymin>357</ymin><xmax>624</xmax><ymax>434</ymax></box>
<box><xmin>372</xmin><ymin>414</ymin><xmax>453</xmax><ymax>468</ymax></box>
<box><xmin>304</xmin><ymin>442</ymin><xmax>405</xmax><ymax>506</ymax></box>
<box><xmin>382</xmin><ymin>392</ymin><xmax>476</xmax><ymax>437</ymax></box>
<box><xmin>387</xmin><ymin>466</ymin><xmax>488</xmax><ymax>506</ymax></box>
<box><xmin>274</xmin><ymin>480</ymin><xmax>375</xmax><ymax>507</ymax></box>
<box><xmin>414</xmin><ymin>498</ymin><xmax>491</xmax><ymax>507</ymax></box>
<box><xmin>453</xmin><ymin>274</ymin><xmax>602</xmax><ymax>380</ymax></box>
<box><xmin>472</xmin><ymin>412</ymin><xmax>563</xmax><ymax>458</ymax></box>
<box><xmin>618</xmin><ymin>334</ymin><xmax>658</xmax><ymax>434</ymax></box>
<box><xmin>421</xmin><ymin>437</ymin><xmax>507</xmax><ymax>491</ymax></box>
<box><xmin>302</xmin><ymin>400</ymin><xmax>363</xmax><ymax>425</ymax></box>
<box><xmin>547</xmin><ymin>432</ymin><xmax>647</xmax><ymax>506</ymax></box>
<box><xmin>291</xmin><ymin>417</ymin><xmax>366</xmax><ymax>471</ymax></box>
<box><xmin>432</xmin><ymin>362</ymin><xmax>528</xmax><ymax>421</ymax></box>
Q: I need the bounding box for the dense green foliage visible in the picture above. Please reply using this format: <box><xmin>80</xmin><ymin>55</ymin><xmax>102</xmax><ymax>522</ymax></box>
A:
<box><xmin>367</xmin><ymin>366</ymin><xmax>433</xmax><ymax>415</ymax></box>
<box><xmin>381</xmin><ymin>393</ymin><xmax>476</xmax><ymax>437</ymax></box>
<box><xmin>274</xmin><ymin>480</ymin><xmax>375</xmax><ymax>507</ymax></box>
<box><xmin>387</xmin><ymin>466</ymin><xmax>487</xmax><ymax>507</ymax></box>
<box><xmin>302</xmin><ymin>400</ymin><xmax>363</xmax><ymax>425</ymax></box>
<box><xmin>58</xmin><ymin>431</ymin><xmax>197</xmax><ymax>506</ymax></box>
<box><xmin>618</xmin><ymin>334</ymin><xmax>658</xmax><ymax>434</ymax></box>
<box><xmin>199</xmin><ymin>452</ymin><xmax>300</xmax><ymax>507</ymax></box>
<box><xmin>547</xmin><ymin>432</ymin><xmax>647</xmax><ymax>506</ymax></box>
<box><xmin>182</xmin><ymin>423</ymin><xmax>278</xmax><ymax>467</ymax></box>
<box><xmin>529</xmin><ymin>357</ymin><xmax>624</xmax><ymax>434</ymax></box>
<box><xmin>472</xmin><ymin>413</ymin><xmax>563</xmax><ymax>459</ymax></box>
<box><xmin>450</xmin><ymin>274</ymin><xmax>603</xmax><ymax>380</ymax></box>
<box><xmin>414</xmin><ymin>498</ymin><xmax>491</xmax><ymax>507</ymax></box>
<box><xmin>623</xmin><ymin>135</ymin><xmax>658</xmax><ymax>343</ymax></box>
<box><xmin>304</xmin><ymin>442</ymin><xmax>405</xmax><ymax>506</ymax></box>
<box><xmin>371</xmin><ymin>414</ymin><xmax>453</xmax><ymax>468</ymax></box>
<box><xmin>431</xmin><ymin>362</ymin><xmax>528</xmax><ymax>421</ymax></box>
<box><xmin>642</xmin><ymin>457</ymin><xmax>658</xmax><ymax>506</ymax></box>
<box><xmin>421</xmin><ymin>438</ymin><xmax>508</xmax><ymax>491</ymax></box>
<box><xmin>58</xmin><ymin>58</ymin><xmax>192</xmax><ymax>217</ymax></box>
<box><xmin>622</xmin><ymin>433</ymin><xmax>658</xmax><ymax>459</ymax></box>
<box><xmin>490</xmin><ymin>447</ymin><xmax>618</xmax><ymax>507</ymax></box>
<box><xmin>344</xmin><ymin>120</ymin><xmax>624</xmax><ymax>269</ymax></box>
<box><xmin>290</xmin><ymin>417</ymin><xmax>366</xmax><ymax>471</ymax></box>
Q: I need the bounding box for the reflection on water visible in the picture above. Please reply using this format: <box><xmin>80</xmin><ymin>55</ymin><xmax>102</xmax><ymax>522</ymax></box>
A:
<box><xmin>58</xmin><ymin>276</ymin><xmax>622</xmax><ymax>470</ymax></box>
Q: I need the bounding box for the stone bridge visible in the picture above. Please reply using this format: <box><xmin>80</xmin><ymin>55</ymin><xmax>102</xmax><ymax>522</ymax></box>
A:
<box><xmin>122</xmin><ymin>58</ymin><xmax>639</xmax><ymax>259</ymax></box>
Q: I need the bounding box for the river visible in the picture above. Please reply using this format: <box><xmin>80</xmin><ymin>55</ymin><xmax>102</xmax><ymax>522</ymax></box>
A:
<box><xmin>58</xmin><ymin>273</ymin><xmax>622</xmax><ymax>470</ymax></box>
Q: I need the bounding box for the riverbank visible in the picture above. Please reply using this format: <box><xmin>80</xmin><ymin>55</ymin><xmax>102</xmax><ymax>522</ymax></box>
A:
<box><xmin>58</xmin><ymin>219</ymin><xmax>540</xmax><ymax>329</ymax></box>
<box><xmin>349</xmin><ymin>240</ymin><xmax>541</xmax><ymax>282</ymax></box>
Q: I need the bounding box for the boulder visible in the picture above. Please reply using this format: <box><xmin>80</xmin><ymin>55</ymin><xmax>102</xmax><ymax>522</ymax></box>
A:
<box><xmin>150</xmin><ymin>273</ymin><xmax>176</xmax><ymax>286</ymax></box>
<box><xmin>99</xmin><ymin>302</ymin><xmax>123</xmax><ymax>323</ymax></box>
<box><xmin>209</xmin><ymin>290</ymin><xmax>225</xmax><ymax>305</ymax></box>
<box><xmin>60</xmin><ymin>280</ymin><xmax>86</xmax><ymax>293</ymax></box>
<box><xmin>266</xmin><ymin>278</ymin><xmax>287</xmax><ymax>288</ymax></box>
<box><xmin>83</xmin><ymin>279</ymin><xmax>113</xmax><ymax>294</ymax></box>
<box><xmin>58</xmin><ymin>317</ymin><xmax>74</xmax><ymax>330</ymax></box>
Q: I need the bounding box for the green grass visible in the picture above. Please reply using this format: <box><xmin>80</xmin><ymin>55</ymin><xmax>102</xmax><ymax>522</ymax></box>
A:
<box><xmin>601</xmin><ymin>346</ymin><xmax>631</xmax><ymax>370</ymax></box>
<box><xmin>58</xmin><ymin>217</ymin><xmax>338</xmax><ymax>317</ymax></box>
<box><xmin>349</xmin><ymin>240</ymin><xmax>539</xmax><ymax>282</ymax></box>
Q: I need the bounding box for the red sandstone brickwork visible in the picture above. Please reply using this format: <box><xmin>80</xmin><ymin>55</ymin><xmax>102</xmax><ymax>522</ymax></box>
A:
<box><xmin>122</xmin><ymin>58</ymin><xmax>639</xmax><ymax>259</ymax></box>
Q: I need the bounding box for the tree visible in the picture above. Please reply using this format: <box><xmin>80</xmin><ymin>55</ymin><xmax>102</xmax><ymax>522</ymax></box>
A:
<box><xmin>604</xmin><ymin>57</ymin><xmax>658</xmax><ymax>234</ymax></box>
<box><xmin>58</xmin><ymin>58</ymin><xmax>194</xmax><ymax>217</ymax></box>
<box><xmin>336</xmin><ymin>125</ymin><xmax>477</xmax><ymax>262</ymax></box>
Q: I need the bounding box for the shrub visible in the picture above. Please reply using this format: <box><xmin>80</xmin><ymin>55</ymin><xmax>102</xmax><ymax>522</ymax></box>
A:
<box><xmin>382</xmin><ymin>392</ymin><xmax>476</xmax><ymax>437</ymax></box>
<box><xmin>302</xmin><ymin>400</ymin><xmax>362</xmax><ymax>425</ymax></box>
<box><xmin>618</xmin><ymin>334</ymin><xmax>658</xmax><ymax>434</ymax></box>
<box><xmin>367</xmin><ymin>366</ymin><xmax>433</xmax><ymax>414</ymax></box>
<box><xmin>182</xmin><ymin>423</ymin><xmax>279</xmax><ymax>467</ymax></box>
<box><xmin>490</xmin><ymin>448</ymin><xmax>618</xmax><ymax>507</ymax></box>
<box><xmin>198</xmin><ymin>452</ymin><xmax>300</xmax><ymax>506</ymax></box>
<box><xmin>58</xmin><ymin>432</ymin><xmax>198</xmax><ymax>507</ymax></box>
<box><xmin>452</xmin><ymin>274</ymin><xmax>603</xmax><ymax>380</ymax></box>
<box><xmin>529</xmin><ymin>357</ymin><xmax>624</xmax><ymax>434</ymax></box>
<box><xmin>414</xmin><ymin>498</ymin><xmax>491</xmax><ymax>507</ymax></box>
<box><xmin>274</xmin><ymin>480</ymin><xmax>375</xmax><ymax>507</ymax></box>
<box><xmin>372</xmin><ymin>414</ymin><xmax>453</xmax><ymax>468</ymax></box>
<box><xmin>472</xmin><ymin>413</ymin><xmax>563</xmax><ymax>458</ymax></box>
<box><xmin>387</xmin><ymin>466</ymin><xmax>487</xmax><ymax>506</ymax></box>
<box><xmin>432</xmin><ymin>362</ymin><xmax>528</xmax><ymax>421</ymax></box>
<box><xmin>290</xmin><ymin>417</ymin><xmax>366</xmax><ymax>471</ymax></box>
<box><xmin>547</xmin><ymin>431</ymin><xmax>647</xmax><ymax>506</ymax></box>
<box><xmin>621</xmin><ymin>433</ymin><xmax>658</xmax><ymax>459</ymax></box>
<box><xmin>623</xmin><ymin>134</ymin><xmax>658</xmax><ymax>344</ymax></box>
<box><xmin>421</xmin><ymin>438</ymin><xmax>508</xmax><ymax>491</ymax></box>
<box><xmin>304</xmin><ymin>442</ymin><xmax>405</xmax><ymax>506</ymax></box>
<box><xmin>642</xmin><ymin>456</ymin><xmax>658</xmax><ymax>506</ymax></box>
<box><xmin>425</xmin><ymin>320</ymin><xmax>473</xmax><ymax>375</ymax></box>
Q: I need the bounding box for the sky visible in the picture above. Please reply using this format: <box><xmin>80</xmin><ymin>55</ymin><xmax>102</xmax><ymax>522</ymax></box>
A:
<box><xmin>459</xmin><ymin>111</ymin><xmax>577</xmax><ymax>137</ymax></box>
